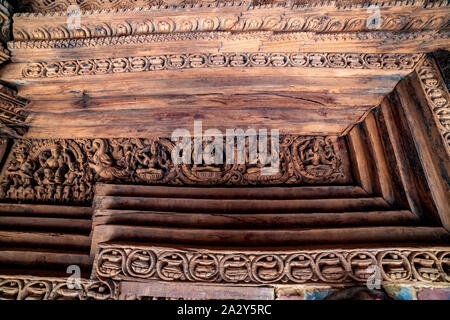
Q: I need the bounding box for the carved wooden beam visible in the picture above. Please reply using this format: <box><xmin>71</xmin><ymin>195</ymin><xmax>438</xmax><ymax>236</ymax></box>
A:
<box><xmin>17</xmin><ymin>52</ymin><xmax>423</xmax><ymax>79</ymax></box>
<box><xmin>12</xmin><ymin>1</ymin><xmax>450</xmax><ymax>41</ymax></box>
<box><xmin>16</xmin><ymin>0</ymin><xmax>444</xmax><ymax>13</ymax></box>
<box><xmin>0</xmin><ymin>136</ymin><xmax>351</xmax><ymax>204</ymax></box>
<box><xmin>92</xmin><ymin>243</ymin><xmax>450</xmax><ymax>285</ymax></box>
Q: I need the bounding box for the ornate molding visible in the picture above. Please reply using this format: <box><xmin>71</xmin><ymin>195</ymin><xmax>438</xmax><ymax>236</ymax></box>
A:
<box><xmin>93</xmin><ymin>244</ymin><xmax>450</xmax><ymax>285</ymax></box>
<box><xmin>21</xmin><ymin>52</ymin><xmax>423</xmax><ymax>79</ymax></box>
<box><xmin>15</xmin><ymin>0</ymin><xmax>450</xmax><ymax>13</ymax></box>
<box><xmin>0</xmin><ymin>85</ymin><xmax>29</xmax><ymax>137</ymax></box>
<box><xmin>7</xmin><ymin>30</ymin><xmax>450</xmax><ymax>50</ymax></box>
<box><xmin>0</xmin><ymin>275</ymin><xmax>116</xmax><ymax>300</ymax></box>
<box><xmin>415</xmin><ymin>56</ymin><xmax>450</xmax><ymax>155</ymax></box>
<box><xmin>12</xmin><ymin>2</ymin><xmax>450</xmax><ymax>40</ymax></box>
<box><xmin>0</xmin><ymin>136</ymin><xmax>350</xmax><ymax>204</ymax></box>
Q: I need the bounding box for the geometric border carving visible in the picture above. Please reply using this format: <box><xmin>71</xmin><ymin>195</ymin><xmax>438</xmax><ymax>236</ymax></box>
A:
<box><xmin>93</xmin><ymin>244</ymin><xmax>450</xmax><ymax>285</ymax></box>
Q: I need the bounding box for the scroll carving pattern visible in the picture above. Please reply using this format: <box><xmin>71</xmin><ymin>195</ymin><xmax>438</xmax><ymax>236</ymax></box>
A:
<box><xmin>21</xmin><ymin>53</ymin><xmax>423</xmax><ymax>79</ymax></box>
<box><xmin>19</xmin><ymin>0</ymin><xmax>429</xmax><ymax>12</ymax></box>
<box><xmin>13</xmin><ymin>4</ymin><xmax>450</xmax><ymax>40</ymax></box>
<box><xmin>0</xmin><ymin>276</ymin><xmax>115</xmax><ymax>300</ymax></box>
<box><xmin>416</xmin><ymin>56</ymin><xmax>450</xmax><ymax>154</ymax></box>
<box><xmin>93</xmin><ymin>245</ymin><xmax>450</xmax><ymax>284</ymax></box>
<box><xmin>0</xmin><ymin>85</ymin><xmax>29</xmax><ymax>137</ymax></box>
<box><xmin>0</xmin><ymin>136</ymin><xmax>348</xmax><ymax>203</ymax></box>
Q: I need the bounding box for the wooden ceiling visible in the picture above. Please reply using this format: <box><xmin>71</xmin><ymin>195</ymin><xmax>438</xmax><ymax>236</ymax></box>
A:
<box><xmin>0</xmin><ymin>0</ymin><xmax>448</xmax><ymax>138</ymax></box>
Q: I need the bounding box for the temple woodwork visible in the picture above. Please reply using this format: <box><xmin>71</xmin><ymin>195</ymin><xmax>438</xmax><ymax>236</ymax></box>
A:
<box><xmin>0</xmin><ymin>0</ymin><xmax>449</xmax><ymax>300</ymax></box>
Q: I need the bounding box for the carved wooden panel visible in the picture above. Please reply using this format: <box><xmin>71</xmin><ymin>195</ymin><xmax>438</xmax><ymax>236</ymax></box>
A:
<box><xmin>0</xmin><ymin>136</ymin><xmax>351</xmax><ymax>204</ymax></box>
<box><xmin>93</xmin><ymin>244</ymin><xmax>450</xmax><ymax>285</ymax></box>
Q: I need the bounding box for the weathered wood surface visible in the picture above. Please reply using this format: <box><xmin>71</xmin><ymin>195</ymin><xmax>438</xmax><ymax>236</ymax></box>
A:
<box><xmin>395</xmin><ymin>71</ymin><xmax>450</xmax><ymax>231</ymax></box>
<box><xmin>119</xmin><ymin>281</ymin><xmax>275</xmax><ymax>300</ymax></box>
<box><xmin>0</xmin><ymin>67</ymin><xmax>409</xmax><ymax>137</ymax></box>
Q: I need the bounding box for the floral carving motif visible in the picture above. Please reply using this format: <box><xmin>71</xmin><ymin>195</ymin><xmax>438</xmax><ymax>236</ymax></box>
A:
<box><xmin>93</xmin><ymin>244</ymin><xmax>450</xmax><ymax>284</ymax></box>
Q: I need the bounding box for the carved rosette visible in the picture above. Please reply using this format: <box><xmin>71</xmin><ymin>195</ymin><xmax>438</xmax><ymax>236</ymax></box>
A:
<box><xmin>0</xmin><ymin>136</ymin><xmax>349</xmax><ymax>203</ymax></box>
<box><xmin>0</xmin><ymin>276</ymin><xmax>115</xmax><ymax>300</ymax></box>
<box><xmin>416</xmin><ymin>56</ymin><xmax>450</xmax><ymax>155</ymax></box>
<box><xmin>93</xmin><ymin>245</ymin><xmax>450</xmax><ymax>285</ymax></box>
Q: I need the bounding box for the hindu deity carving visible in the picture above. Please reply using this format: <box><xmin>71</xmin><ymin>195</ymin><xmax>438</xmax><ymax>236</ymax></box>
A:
<box><xmin>86</xmin><ymin>139</ymin><xmax>130</xmax><ymax>181</ymax></box>
<box><xmin>291</xmin><ymin>136</ymin><xmax>344</xmax><ymax>183</ymax></box>
<box><xmin>0</xmin><ymin>136</ymin><xmax>349</xmax><ymax>203</ymax></box>
<box><xmin>133</xmin><ymin>138</ymin><xmax>174</xmax><ymax>183</ymax></box>
<box><xmin>0</xmin><ymin>139</ymin><xmax>92</xmax><ymax>203</ymax></box>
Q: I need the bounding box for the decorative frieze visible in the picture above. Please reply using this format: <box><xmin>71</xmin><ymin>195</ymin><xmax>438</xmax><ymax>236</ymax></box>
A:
<box><xmin>0</xmin><ymin>136</ymin><xmax>349</xmax><ymax>203</ymax></box>
<box><xmin>0</xmin><ymin>85</ymin><xmax>29</xmax><ymax>137</ymax></box>
<box><xmin>415</xmin><ymin>56</ymin><xmax>450</xmax><ymax>155</ymax></box>
<box><xmin>13</xmin><ymin>2</ymin><xmax>450</xmax><ymax>41</ymax></box>
<box><xmin>0</xmin><ymin>275</ymin><xmax>115</xmax><ymax>300</ymax></box>
<box><xmin>93</xmin><ymin>244</ymin><xmax>450</xmax><ymax>285</ymax></box>
<box><xmin>21</xmin><ymin>52</ymin><xmax>423</xmax><ymax>79</ymax></box>
<box><xmin>16</xmin><ymin>0</ymin><xmax>398</xmax><ymax>13</ymax></box>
